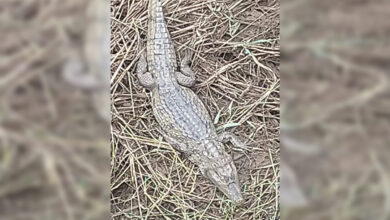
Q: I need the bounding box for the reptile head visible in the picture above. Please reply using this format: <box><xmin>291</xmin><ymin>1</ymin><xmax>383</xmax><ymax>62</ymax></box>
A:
<box><xmin>204</xmin><ymin>162</ymin><xmax>244</xmax><ymax>204</ymax></box>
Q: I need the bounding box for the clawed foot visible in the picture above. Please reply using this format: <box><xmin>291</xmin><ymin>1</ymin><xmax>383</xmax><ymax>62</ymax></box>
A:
<box><xmin>176</xmin><ymin>49</ymin><xmax>196</xmax><ymax>87</ymax></box>
<box><xmin>181</xmin><ymin>49</ymin><xmax>194</xmax><ymax>66</ymax></box>
<box><xmin>217</xmin><ymin>132</ymin><xmax>250</xmax><ymax>151</ymax></box>
<box><xmin>136</xmin><ymin>50</ymin><xmax>156</xmax><ymax>89</ymax></box>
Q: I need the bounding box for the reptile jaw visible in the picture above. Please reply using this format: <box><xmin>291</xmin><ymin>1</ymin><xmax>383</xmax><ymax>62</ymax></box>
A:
<box><xmin>223</xmin><ymin>182</ymin><xmax>244</xmax><ymax>204</ymax></box>
<box><xmin>206</xmin><ymin>166</ymin><xmax>244</xmax><ymax>204</ymax></box>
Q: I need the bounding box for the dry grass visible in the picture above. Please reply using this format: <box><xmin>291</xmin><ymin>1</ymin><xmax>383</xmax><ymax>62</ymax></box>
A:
<box><xmin>110</xmin><ymin>0</ymin><xmax>280</xmax><ymax>219</ymax></box>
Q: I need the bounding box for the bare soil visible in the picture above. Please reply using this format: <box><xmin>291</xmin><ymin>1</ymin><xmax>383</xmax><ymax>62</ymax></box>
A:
<box><xmin>111</xmin><ymin>0</ymin><xmax>280</xmax><ymax>219</ymax></box>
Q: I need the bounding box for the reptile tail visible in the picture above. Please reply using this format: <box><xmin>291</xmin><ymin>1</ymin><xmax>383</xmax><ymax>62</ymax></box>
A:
<box><xmin>147</xmin><ymin>0</ymin><xmax>173</xmax><ymax>55</ymax></box>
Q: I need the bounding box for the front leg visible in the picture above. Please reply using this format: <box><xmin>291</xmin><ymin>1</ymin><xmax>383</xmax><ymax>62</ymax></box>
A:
<box><xmin>176</xmin><ymin>50</ymin><xmax>196</xmax><ymax>87</ymax></box>
<box><xmin>218</xmin><ymin>132</ymin><xmax>249</xmax><ymax>150</ymax></box>
<box><xmin>159</xmin><ymin>131</ymin><xmax>191</xmax><ymax>154</ymax></box>
<box><xmin>136</xmin><ymin>51</ymin><xmax>156</xmax><ymax>89</ymax></box>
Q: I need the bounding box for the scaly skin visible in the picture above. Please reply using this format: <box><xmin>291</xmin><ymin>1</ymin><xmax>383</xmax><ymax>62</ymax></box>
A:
<box><xmin>136</xmin><ymin>0</ymin><xmax>246</xmax><ymax>203</ymax></box>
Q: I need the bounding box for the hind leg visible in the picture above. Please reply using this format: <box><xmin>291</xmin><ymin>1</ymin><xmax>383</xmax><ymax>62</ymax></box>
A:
<box><xmin>176</xmin><ymin>50</ymin><xmax>196</xmax><ymax>87</ymax></box>
<box><xmin>136</xmin><ymin>51</ymin><xmax>156</xmax><ymax>89</ymax></box>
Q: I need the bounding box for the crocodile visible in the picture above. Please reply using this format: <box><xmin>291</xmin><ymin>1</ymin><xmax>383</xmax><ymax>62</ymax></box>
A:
<box><xmin>135</xmin><ymin>0</ymin><xmax>247</xmax><ymax>203</ymax></box>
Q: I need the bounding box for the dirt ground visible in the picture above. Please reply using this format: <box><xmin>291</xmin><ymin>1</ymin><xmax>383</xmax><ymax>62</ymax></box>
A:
<box><xmin>0</xmin><ymin>0</ymin><xmax>279</xmax><ymax>219</ymax></box>
<box><xmin>110</xmin><ymin>0</ymin><xmax>280</xmax><ymax>219</ymax></box>
<box><xmin>3</xmin><ymin>0</ymin><xmax>388</xmax><ymax>219</ymax></box>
